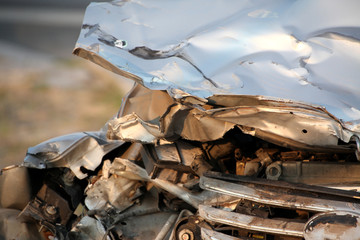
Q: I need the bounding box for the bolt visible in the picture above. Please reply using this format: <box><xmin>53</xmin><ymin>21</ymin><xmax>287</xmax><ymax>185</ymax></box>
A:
<box><xmin>181</xmin><ymin>233</ymin><xmax>190</xmax><ymax>240</ymax></box>
<box><xmin>46</xmin><ymin>206</ymin><xmax>57</xmax><ymax>215</ymax></box>
<box><xmin>178</xmin><ymin>228</ymin><xmax>194</xmax><ymax>240</ymax></box>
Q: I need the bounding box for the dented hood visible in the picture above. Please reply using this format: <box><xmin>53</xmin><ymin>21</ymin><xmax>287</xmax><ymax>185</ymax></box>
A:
<box><xmin>74</xmin><ymin>0</ymin><xmax>360</xmax><ymax>127</ymax></box>
<box><xmin>73</xmin><ymin>0</ymin><xmax>360</xmax><ymax>152</ymax></box>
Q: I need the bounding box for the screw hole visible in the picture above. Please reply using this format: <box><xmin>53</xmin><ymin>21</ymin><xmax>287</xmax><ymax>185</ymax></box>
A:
<box><xmin>269</xmin><ymin>167</ymin><xmax>279</xmax><ymax>176</ymax></box>
<box><xmin>115</xmin><ymin>39</ymin><xmax>127</xmax><ymax>48</ymax></box>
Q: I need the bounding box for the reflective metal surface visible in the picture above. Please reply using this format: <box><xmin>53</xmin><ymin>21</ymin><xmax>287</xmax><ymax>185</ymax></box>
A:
<box><xmin>23</xmin><ymin>131</ymin><xmax>123</xmax><ymax>179</ymax></box>
<box><xmin>199</xmin><ymin>205</ymin><xmax>304</xmax><ymax>237</ymax></box>
<box><xmin>74</xmin><ymin>0</ymin><xmax>360</xmax><ymax>129</ymax></box>
<box><xmin>200</xmin><ymin>176</ymin><xmax>360</xmax><ymax>212</ymax></box>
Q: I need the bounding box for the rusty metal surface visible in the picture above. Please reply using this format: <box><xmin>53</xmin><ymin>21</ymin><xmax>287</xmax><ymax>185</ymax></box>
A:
<box><xmin>304</xmin><ymin>211</ymin><xmax>360</xmax><ymax>240</ymax></box>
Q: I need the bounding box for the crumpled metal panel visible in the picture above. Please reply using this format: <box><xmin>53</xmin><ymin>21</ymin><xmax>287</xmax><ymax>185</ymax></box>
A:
<box><xmin>23</xmin><ymin>131</ymin><xmax>123</xmax><ymax>179</ymax></box>
<box><xmin>74</xmin><ymin>0</ymin><xmax>360</xmax><ymax>130</ymax></box>
<box><xmin>107</xmin><ymin>84</ymin><xmax>355</xmax><ymax>151</ymax></box>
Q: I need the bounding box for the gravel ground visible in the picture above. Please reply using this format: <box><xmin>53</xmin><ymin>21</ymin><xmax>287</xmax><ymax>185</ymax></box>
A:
<box><xmin>0</xmin><ymin>41</ymin><xmax>133</xmax><ymax>167</ymax></box>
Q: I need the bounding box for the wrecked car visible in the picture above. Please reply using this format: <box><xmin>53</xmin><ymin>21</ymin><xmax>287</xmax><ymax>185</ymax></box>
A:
<box><xmin>1</xmin><ymin>0</ymin><xmax>360</xmax><ymax>239</ymax></box>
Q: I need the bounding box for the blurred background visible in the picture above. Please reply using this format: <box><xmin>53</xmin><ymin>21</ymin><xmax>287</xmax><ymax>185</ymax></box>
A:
<box><xmin>0</xmin><ymin>0</ymin><xmax>133</xmax><ymax>167</ymax></box>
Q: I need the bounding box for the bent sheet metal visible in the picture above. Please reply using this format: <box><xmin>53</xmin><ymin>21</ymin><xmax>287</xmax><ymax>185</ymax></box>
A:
<box><xmin>74</xmin><ymin>0</ymin><xmax>360</xmax><ymax>154</ymax></box>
